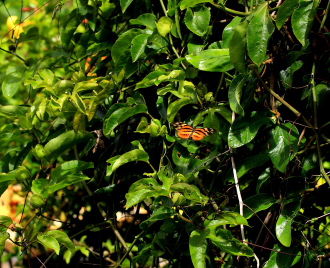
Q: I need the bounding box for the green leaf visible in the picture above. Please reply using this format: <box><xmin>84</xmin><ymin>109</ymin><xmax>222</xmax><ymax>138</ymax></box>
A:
<box><xmin>189</xmin><ymin>229</ymin><xmax>207</xmax><ymax>268</ymax></box>
<box><xmin>279</xmin><ymin>61</ymin><xmax>303</xmax><ymax>89</ymax></box>
<box><xmin>228</xmin><ymin>112</ymin><xmax>270</xmax><ymax>148</ymax></box>
<box><xmin>276</xmin><ymin>0</ymin><xmax>299</xmax><ymax>29</ymax></box>
<box><xmin>44</xmin><ymin>131</ymin><xmax>93</xmax><ymax>163</ymax></box>
<box><xmin>137</xmin><ymin>69</ymin><xmax>184</xmax><ymax>88</ymax></box>
<box><xmin>207</xmin><ymin>228</ymin><xmax>254</xmax><ymax>256</ymax></box>
<box><xmin>276</xmin><ymin>200</ymin><xmax>301</xmax><ymax>247</ymax></box>
<box><xmin>0</xmin><ymin>232</ymin><xmax>9</xmax><ymax>257</ymax></box>
<box><xmin>107</xmin><ymin>149</ymin><xmax>150</xmax><ymax>176</ymax></box>
<box><xmin>226</xmin><ymin>153</ymin><xmax>269</xmax><ymax>183</ymax></box>
<box><xmin>70</xmin><ymin>92</ymin><xmax>86</xmax><ymax>113</ymax></box>
<box><xmin>0</xmin><ymin>173</ymin><xmax>15</xmax><ymax>183</ymax></box>
<box><xmin>2</xmin><ymin>66</ymin><xmax>26</xmax><ymax>99</ymax></box>
<box><xmin>238</xmin><ymin>194</ymin><xmax>276</xmax><ymax>219</ymax></box>
<box><xmin>292</xmin><ymin>0</ymin><xmax>320</xmax><ymax>46</ymax></box>
<box><xmin>229</xmin><ymin>20</ymin><xmax>248</xmax><ymax>74</ymax></box>
<box><xmin>91</xmin><ymin>185</ymin><xmax>117</xmax><ymax>201</ymax></box>
<box><xmin>206</xmin><ymin>212</ymin><xmax>249</xmax><ymax>226</ymax></box>
<box><xmin>39</xmin><ymin>69</ymin><xmax>55</xmax><ymax>85</ymax></box>
<box><xmin>228</xmin><ymin>74</ymin><xmax>247</xmax><ymax>116</ymax></box>
<box><xmin>186</xmin><ymin>49</ymin><xmax>234</xmax><ymax>72</ymax></box>
<box><xmin>31</xmin><ymin>179</ymin><xmax>49</xmax><ymax>199</ymax></box>
<box><xmin>269</xmin><ymin>123</ymin><xmax>299</xmax><ymax>173</ymax></box>
<box><xmin>45</xmin><ymin>230</ymin><xmax>75</xmax><ymax>253</ymax></box>
<box><xmin>74</xmin><ymin>81</ymin><xmax>99</xmax><ymax>92</ymax></box>
<box><xmin>0</xmin><ymin>105</ymin><xmax>29</xmax><ymax>118</ymax></box>
<box><xmin>125</xmin><ymin>188</ymin><xmax>169</xmax><ymax>209</ymax></box>
<box><xmin>222</xmin><ymin>17</ymin><xmax>242</xmax><ymax>49</ymax></box>
<box><xmin>167</xmin><ymin>97</ymin><xmax>196</xmax><ymax>123</ymax></box>
<box><xmin>135</xmin><ymin>71</ymin><xmax>167</xmax><ymax>89</ymax></box>
<box><xmin>120</xmin><ymin>0</ymin><xmax>134</xmax><ymax>12</ymax></box>
<box><xmin>51</xmin><ymin>161</ymin><xmax>94</xmax><ymax>181</ymax></box>
<box><xmin>171</xmin><ymin>183</ymin><xmax>208</xmax><ymax>204</ymax></box>
<box><xmin>180</xmin><ymin>0</ymin><xmax>212</xmax><ymax>9</ymax></box>
<box><xmin>47</xmin><ymin>174</ymin><xmax>90</xmax><ymax>193</ymax></box>
<box><xmin>158</xmin><ymin>166</ymin><xmax>174</xmax><ymax>190</ymax></box>
<box><xmin>103</xmin><ymin>104</ymin><xmax>148</xmax><ymax>136</ymax></box>
<box><xmin>131</xmin><ymin>34</ymin><xmax>150</xmax><ymax>62</ymax></box>
<box><xmin>263</xmin><ymin>245</ymin><xmax>279</xmax><ymax>268</ymax></box>
<box><xmin>156</xmin><ymin>17</ymin><xmax>173</xmax><ymax>37</ymax></box>
<box><xmin>277</xmin><ymin>246</ymin><xmax>302</xmax><ymax>267</ymax></box>
<box><xmin>184</xmin><ymin>6</ymin><xmax>210</xmax><ymax>36</ymax></box>
<box><xmin>140</xmin><ymin>207</ymin><xmax>175</xmax><ymax>231</ymax></box>
<box><xmin>61</xmin><ymin>12</ymin><xmax>80</xmax><ymax>47</ymax></box>
<box><xmin>37</xmin><ymin>233</ymin><xmax>60</xmax><ymax>255</ymax></box>
<box><xmin>112</xmin><ymin>29</ymin><xmax>142</xmax><ymax>64</ymax></box>
<box><xmin>128</xmin><ymin>178</ymin><xmax>161</xmax><ymax>193</ymax></box>
<box><xmin>0</xmin><ymin>216</ymin><xmax>12</xmax><ymax>233</ymax></box>
<box><xmin>247</xmin><ymin>3</ymin><xmax>275</xmax><ymax>66</ymax></box>
<box><xmin>130</xmin><ymin>13</ymin><xmax>156</xmax><ymax>29</ymax></box>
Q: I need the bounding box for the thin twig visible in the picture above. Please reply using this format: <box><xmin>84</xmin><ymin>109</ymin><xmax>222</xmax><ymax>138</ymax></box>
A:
<box><xmin>311</xmin><ymin>61</ymin><xmax>330</xmax><ymax>186</ymax></box>
<box><xmin>229</xmin><ymin>112</ymin><xmax>245</xmax><ymax>243</ymax></box>
<box><xmin>320</xmin><ymin>0</ymin><xmax>330</xmax><ymax>31</ymax></box>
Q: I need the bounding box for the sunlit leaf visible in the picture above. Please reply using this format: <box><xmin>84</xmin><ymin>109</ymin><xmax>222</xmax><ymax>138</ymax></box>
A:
<box><xmin>292</xmin><ymin>0</ymin><xmax>320</xmax><ymax>46</ymax></box>
<box><xmin>186</xmin><ymin>49</ymin><xmax>234</xmax><ymax>72</ymax></box>
<box><xmin>276</xmin><ymin>200</ymin><xmax>301</xmax><ymax>247</ymax></box>
<box><xmin>107</xmin><ymin>149</ymin><xmax>150</xmax><ymax>176</ymax></box>
<box><xmin>37</xmin><ymin>234</ymin><xmax>60</xmax><ymax>255</ymax></box>
<box><xmin>247</xmin><ymin>3</ymin><xmax>275</xmax><ymax>66</ymax></box>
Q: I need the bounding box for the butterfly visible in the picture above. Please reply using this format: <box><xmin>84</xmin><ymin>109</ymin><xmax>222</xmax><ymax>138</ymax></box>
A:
<box><xmin>173</xmin><ymin>122</ymin><xmax>215</xmax><ymax>141</ymax></box>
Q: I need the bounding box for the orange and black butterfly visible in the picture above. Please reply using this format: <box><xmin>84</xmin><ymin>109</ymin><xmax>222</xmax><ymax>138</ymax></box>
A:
<box><xmin>173</xmin><ymin>122</ymin><xmax>215</xmax><ymax>141</ymax></box>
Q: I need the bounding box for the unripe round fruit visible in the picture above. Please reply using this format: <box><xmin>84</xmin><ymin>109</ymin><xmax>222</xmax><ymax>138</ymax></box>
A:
<box><xmin>33</xmin><ymin>144</ymin><xmax>46</xmax><ymax>160</ymax></box>
<box><xmin>15</xmin><ymin>166</ymin><xmax>31</xmax><ymax>182</ymax></box>
<box><xmin>29</xmin><ymin>194</ymin><xmax>45</xmax><ymax>209</ymax></box>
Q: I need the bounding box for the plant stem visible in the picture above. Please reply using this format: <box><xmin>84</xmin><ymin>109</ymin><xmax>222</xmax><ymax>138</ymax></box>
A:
<box><xmin>253</xmin><ymin>68</ymin><xmax>314</xmax><ymax>129</ymax></box>
<box><xmin>41</xmin><ymin>221</ymin><xmax>110</xmax><ymax>268</ymax></box>
<box><xmin>0</xmin><ymin>47</ymin><xmax>25</xmax><ymax>62</ymax></box>
<box><xmin>73</xmin><ymin>145</ymin><xmax>135</xmax><ymax>259</ymax></box>
<box><xmin>311</xmin><ymin>61</ymin><xmax>330</xmax><ymax>186</ymax></box>
<box><xmin>159</xmin><ymin>0</ymin><xmax>167</xmax><ymax>16</ymax></box>
<box><xmin>114</xmin><ymin>231</ymin><xmax>145</xmax><ymax>268</ymax></box>
<box><xmin>230</xmin><ymin>112</ymin><xmax>246</xmax><ymax>243</ymax></box>
<box><xmin>210</xmin><ymin>2</ymin><xmax>249</xmax><ymax>16</ymax></box>
<box><xmin>320</xmin><ymin>0</ymin><xmax>330</xmax><ymax>30</ymax></box>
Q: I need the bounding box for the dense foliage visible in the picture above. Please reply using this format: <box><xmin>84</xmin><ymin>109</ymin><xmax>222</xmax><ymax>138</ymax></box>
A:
<box><xmin>0</xmin><ymin>0</ymin><xmax>329</xmax><ymax>267</ymax></box>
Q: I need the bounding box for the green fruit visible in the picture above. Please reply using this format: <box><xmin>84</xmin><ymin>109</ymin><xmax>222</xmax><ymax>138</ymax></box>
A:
<box><xmin>29</xmin><ymin>194</ymin><xmax>45</xmax><ymax>209</ymax></box>
<box><xmin>15</xmin><ymin>166</ymin><xmax>31</xmax><ymax>182</ymax></box>
<box><xmin>33</xmin><ymin>144</ymin><xmax>46</xmax><ymax>160</ymax></box>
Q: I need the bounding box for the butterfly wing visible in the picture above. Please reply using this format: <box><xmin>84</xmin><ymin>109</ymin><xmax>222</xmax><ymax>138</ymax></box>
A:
<box><xmin>191</xmin><ymin>127</ymin><xmax>215</xmax><ymax>141</ymax></box>
<box><xmin>174</xmin><ymin>122</ymin><xmax>215</xmax><ymax>141</ymax></box>
<box><xmin>173</xmin><ymin>122</ymin><xmax>194</xmax><ymax>139</ymax></box>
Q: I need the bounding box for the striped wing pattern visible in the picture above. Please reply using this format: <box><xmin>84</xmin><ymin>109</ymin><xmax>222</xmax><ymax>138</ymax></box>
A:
<box><xmin>173</xmin><ymin>122</ymin><xmax>215</xmax><ymax>141</ymax></box>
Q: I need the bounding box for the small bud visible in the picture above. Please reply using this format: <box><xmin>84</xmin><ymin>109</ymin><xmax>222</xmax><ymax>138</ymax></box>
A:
<box><xmin>15</xmin><ymin>166</ymin><xmax>31</xmax><ymax>182</ymax></box>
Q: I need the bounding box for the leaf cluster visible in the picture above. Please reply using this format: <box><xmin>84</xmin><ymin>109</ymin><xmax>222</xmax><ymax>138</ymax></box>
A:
<box><xmin>0</xmin><ymin>0</ymin><xmax>329</xmax><ymax>267</ymax></box>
